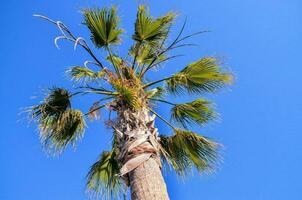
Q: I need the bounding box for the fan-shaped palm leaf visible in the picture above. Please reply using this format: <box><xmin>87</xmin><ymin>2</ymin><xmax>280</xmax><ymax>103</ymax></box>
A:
<box><xmin>86</xmin><ymin>150</ymin><xmax>123</xmax><ymax>200</ymax></box>
<box><xmin>160</xmin><ymin>129</ymin><xmax>220</xmax><ymax>175</ymax></box>
<box><xmin>171</xmin><ymin>98</ymin><xmax>216</xmax><ymax>128</ymax></box>
<box><xmin>132</xmin><ymin>5</ymin><xmax>176</xmax><ymax>44</ymax></box>
<box><xmin>166</xmin><ymin>57</ymin><xmax>233</xmax><ymax>94</ymax></box>
<box><xmin>30</xmin><ymin>88</ymin><xmax>71</xmax><ymax>124</ymax></box>
<box><xmin>67</xmin><ymin>66</ymin><xmax>105</xmax><ymax>82</ymax></box>
<box><xmin>41</xmin><ymin>109</ymin><xmax>85</xmax><ymax>152</ymax></box>
<box><xmin>29</xmin><ymin>88</ymin><xmax>85</xmax><ymax>153</ymax></box>
<box><xmin>83</xmin><ymin>7</ymin><xmax>123</xmax><ymax>48</ymax></box>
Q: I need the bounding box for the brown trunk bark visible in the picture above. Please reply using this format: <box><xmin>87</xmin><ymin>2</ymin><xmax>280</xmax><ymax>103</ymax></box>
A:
<box><xmin>113</xmin><ymin>105</ymin><xmax>169</xmax><ymax>200</ymax></box>
<box><xmin>129</xmin><ymin>157</ymin><xmax>169</xmax><ymax>200</ymax></box>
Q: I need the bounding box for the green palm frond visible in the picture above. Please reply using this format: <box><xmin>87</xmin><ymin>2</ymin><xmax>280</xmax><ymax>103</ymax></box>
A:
<box><xmin>129</xmin><ymin>43</ymin><xmax>165</xmax><ymax>65</ymax></box>
<box><xmin>83</xmin><ymin>7</ymin><xmax>123</xmax><ymax>48</ymax></box>
<box><xmin>116</xmin><ymin>85</ymin><xmax>140</xmax><ymax>109</ymax></box>
<box><xmin>104</xmin><ymin>49</ymin><xmax>127</xmax><ymax>79</ymax></box>
<box><xmin>106</xmin><ymin>54</ymin><xmax>124</xmax><ymax>67</ymax></box>
<box><xmin>166</xmin><ymin>57</ymin><xmax>233</xmax><ymax>94</ymax></box>
<box><xmin>86</xmin><ymin>150</ymin><xmax>123</xmax><ymax>200</ymax></box>
<box><xmin>29</xmin><ymin>88</ymin><xmax>85</xmax><ymax>153</ymax></box>
<box><xmin>30</xmin><ymin>88</ymin><xmax>71</xmax><ymax>121</ymax></box>
<box><xmin>67</xmin><ymin>66</ymin><xmax>106</xmax><ymax>82</ymax></box>
<box><xmin>132</xmin><ymin>5</ymin><xmax>176</xmax><ymax>45</ymax></box>
<box><xmin>171</xmin><ymin>98</ymin><xmax>216</xmax><ymax>128</ymax></box>
<box><xmin>160</xmin><ymin>129</ymin><xmax>220</xmax><ymax>175</ymax></box>
<box><xmin>120</xmin><ymin>67</ymin><xmax>139</xmax><ymax>82</ymax></box>
<box><xmin>41</xmin><ymin>109</ymin><xmax>86</xmax><ymax>152</ymax></box>
<box><xmin>146</xmin><ymin>86</ymin><xmax>165</xmax><ymax>98</ymax></box>
<box><xmin>109</xmin><ymin>74</ymin><xmax>142</xmax><ymax>109</ymax></box>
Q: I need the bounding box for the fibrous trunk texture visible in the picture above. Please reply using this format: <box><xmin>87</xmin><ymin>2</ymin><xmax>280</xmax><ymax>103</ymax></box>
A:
<box><xmin>112</xmin><ymin>105</ymin><xmax>169</xmax><ymax>200</ymax></box>
<box><xmin>129</xmin><ymin>157</ymin><xmax>169</xmax><ymax>200</ymax></box>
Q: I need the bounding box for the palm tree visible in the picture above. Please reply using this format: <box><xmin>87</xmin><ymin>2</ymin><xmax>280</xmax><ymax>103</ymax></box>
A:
<box><xmin>28</xmin><ymin>5</ymin><xmax>232</xmax><ymax>200</ymax></box>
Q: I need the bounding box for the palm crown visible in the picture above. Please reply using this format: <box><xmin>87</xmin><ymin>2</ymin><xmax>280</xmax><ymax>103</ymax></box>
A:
<box><xmin>29</xmin><ymin>5</ymin><xmax>233</xmax><ymax>199</ymax></box>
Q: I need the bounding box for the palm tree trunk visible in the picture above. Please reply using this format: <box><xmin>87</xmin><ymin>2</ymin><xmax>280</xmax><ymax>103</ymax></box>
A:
<box><xmin>129</xmin><ymin>157</ymin><xmax>169</xmax><ymax>200</ymax></box>
<box><xmin>114</xmin><ymin>107</ymin><xmax>170</xmax><ymax>200</ymax></box>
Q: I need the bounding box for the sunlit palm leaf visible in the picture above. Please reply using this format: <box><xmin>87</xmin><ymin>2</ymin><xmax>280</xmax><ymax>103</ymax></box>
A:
<box><xmin>30</xmin><ymin>88</ymin><xmax>71</xmax><ymax>121</ymax></box>
<box><xmin>86</xmin><ymin>150</ymin><xmax>123</xmax><ymax>200</ymax></box>
<box><xmin>121</xmin><ymin>67</ymin><xmax>138</xmax><ymax>81</ymax></box>
<box><xmin>83</xmin><ymin>7</ymin><xmax>123</xmax><ymax>48</ymax></box>
<box><xmin>146</xmin><ymin>87</ymin><xmax>165</xmax><ymax>98</ymax></box>
<box><xmin>132</xmin><ymin>5</ymin><xmax>176</xmax><ymax>44</ymax></box>
<box><xmin>41</xmin><ymin>109</ymin><xmax>85</xmax><ymax>152</ymax></box>
<box><xmin>67</xmin><ymin>66</ymin><xmax>105</xmax><ymax>82</ymax></box>
<box><xmin>106</xmin><ymin>54</ymin><xmax>124</xmax><ymax>67</ymax></box>
<box><xmin>160</xmin><ymin>135</ymin><xmax>190</xmax><ymax>174</ymax></box>
<box><xmin>29</xmin><ymin>88</ymin><xmax>85</xmax><ymax>153</ymax></box>
<box><xmin>171</xmin><ymin>98</ymin><xmax>216</xmax><ymax>128</ymax></box>
<box><xmin>116</xmin><ymin>85</ymin><xmax>140</xmax><ymax>109</ymax></box>
<box><xmin>166</xmin><ymin>57</ymin><xmax>233</xmax><ymax>94</ymax></box>
<box><xmin>110</xmin><ymin>76</ymin><xmax>141</xmax><ymax>109</ymax></box>
<box><xmin>129</xmin><ymin>43</ymin><xmax>165</xmax><ymax>64</ymax></box>
<box><xmin>160</xmin><ymin>129</ymin><xmax>220</xmax><ymax>175</ymax></box>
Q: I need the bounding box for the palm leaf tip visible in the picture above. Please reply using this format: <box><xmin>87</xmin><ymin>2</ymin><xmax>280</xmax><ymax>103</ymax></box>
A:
<box><xmin>166</xmin><ymin>57</ymin><xmax>233</xmax><ymax>94</ymax></box>
<box><xmin>171</xmin><ymin>98</ymin><xmax>216</xmax><ymax>128</ymax></box>
<box><xmin>86</xmin><ymin>150</ymin><xmax>123</xmax><ymax>199</ymax></box>
<box><xmin>160</xmin><ymin>129</ymin><xmax>221</xmax><ymax>175</ymax></box>
<box><xmin>83</xmin><ymin>7</ymin><xmax>123</xmax><ymax>48</ymax></box>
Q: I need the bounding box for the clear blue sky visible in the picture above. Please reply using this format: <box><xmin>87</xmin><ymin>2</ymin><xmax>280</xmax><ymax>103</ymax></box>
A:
<box><xmin>1</xmin><ymin>0</ymin><xmax>301</xmax><ymax>199</ymax></box>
